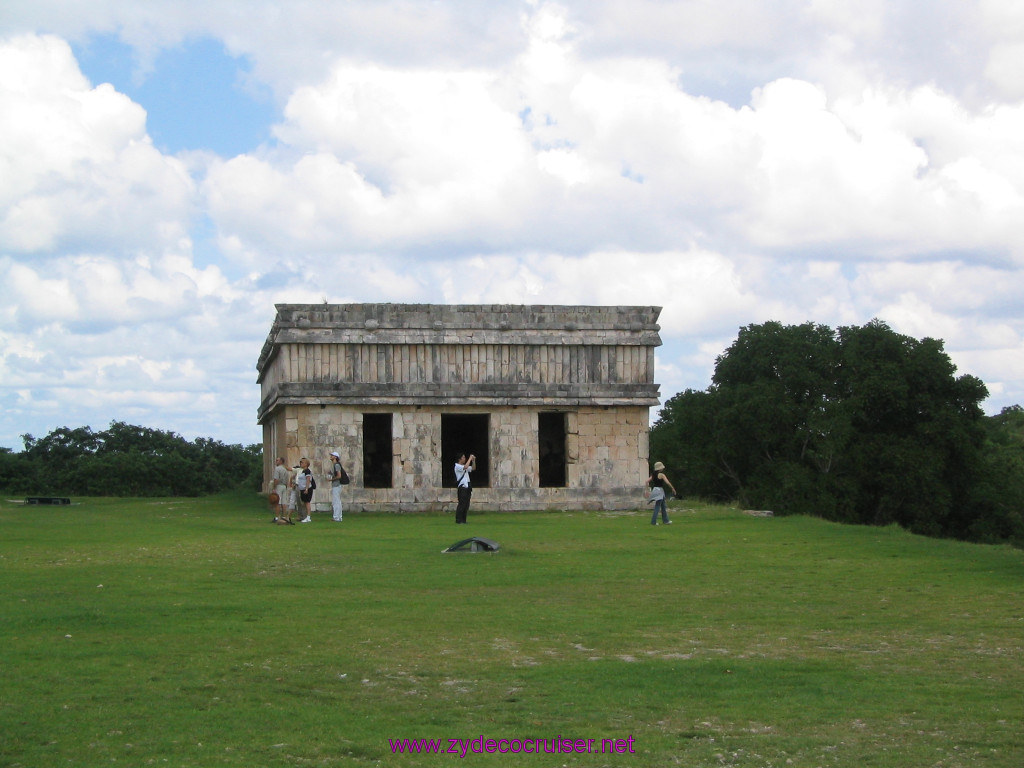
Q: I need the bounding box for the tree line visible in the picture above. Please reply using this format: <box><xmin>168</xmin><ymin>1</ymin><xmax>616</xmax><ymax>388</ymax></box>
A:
<box><xmin>0</xmin><ymin>422</ymin><xmax>263</xmax><ymax>497</ymax></box>
<box><xmin>651</xmin><ymin>319</ymin><xmax>1024</xmax><ymax>545</ymax></box>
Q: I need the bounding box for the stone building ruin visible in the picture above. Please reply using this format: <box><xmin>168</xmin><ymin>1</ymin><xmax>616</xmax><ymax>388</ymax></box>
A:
<box><xmin>257</xmin><ymin>303</ymin><xmax>662</xmax><ymax>511</ymax></box>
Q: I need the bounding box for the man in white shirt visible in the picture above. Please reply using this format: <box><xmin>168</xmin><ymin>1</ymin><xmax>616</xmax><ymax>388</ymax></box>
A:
<box><xmin>454</xmin><ymin>452</ymin><xmax>475</xmax><ymax>524</ymax></box>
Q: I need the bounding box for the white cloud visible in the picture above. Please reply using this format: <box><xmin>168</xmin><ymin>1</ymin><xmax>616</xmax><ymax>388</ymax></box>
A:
<box><xmin>879</xmin><ymin>293</ymin><xmax>1019</xmax><ymax>350</ymax></box>
<box><xmin>0</xmin><ymin>252</ymin><xmax>233</xmax><ymax>331</ymax></box>
<box><xmin>0</xmin><ymin>33</ymin><xmax>265</xmax><ymax>445</ymax></box>
<box><xmin>577</xmin><ymin>0</ymin><xmax>808</xmax><ymax>59</ymax></box>
<box><xmin>276</xmin><ymin>65</ymin><xmax>530</xmax><ymax>187</ymax></box>
<box><xmin>0</xmin><ymin>35</ymin><xmax>194</xmax><ymax>255</ymax></box>
<box><xmin>853</xmin><ymin>261</ymin><xmax>1024</xmax><ymax>315</ymax></box>
<box><xmin>985</xmin><ymin>42</ymin><xmax>1024</xmax><ymax>99</ymax></box>
<box><xmin>981</xmin><ymin>0</ymin><xmax>1024</xmax><ymax>98</ymax></box>
<box><xmin>200</xmin><ymin>8</ymin><xmax>1024</xmax><ymax>270</ymax></box>
<box><xmin>748</xmin><ymin>81</ymin><xmax>1024</xmax><ymax>255</ymax></box>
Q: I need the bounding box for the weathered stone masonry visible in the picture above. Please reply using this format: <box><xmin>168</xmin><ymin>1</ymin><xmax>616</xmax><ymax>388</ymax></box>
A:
<box><xmin>257</xmin><ymin>304</ymin><xmax>662</xmax><ymax>511</ymax></box>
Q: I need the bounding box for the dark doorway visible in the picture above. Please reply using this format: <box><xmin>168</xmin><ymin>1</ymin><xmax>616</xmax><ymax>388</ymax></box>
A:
<box><xmin>363</xmin><ymin>413</ymin><xmax>393</xmax><ymax>488</ymax></box>
<box><xmin>441</xmin><ymin>414</ymin><xmax>490</xmax><ymax>488</ymax></box>
<box><xmin>538</xmin><ymin>411</ymin><xmax>567</xmax><ymax>487</ymax></box>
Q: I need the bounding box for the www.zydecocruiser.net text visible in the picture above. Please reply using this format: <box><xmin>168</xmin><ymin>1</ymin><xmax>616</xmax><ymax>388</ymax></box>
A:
<box><xmin>389</xmin><ymin>734</ymin><xmax>636</xmax><ymax>757</ymax></box>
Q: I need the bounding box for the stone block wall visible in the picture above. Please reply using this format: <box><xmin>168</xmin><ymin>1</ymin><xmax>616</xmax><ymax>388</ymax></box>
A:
<box><xmin>264</xmin><ymin>403</ymin><xmax>651</xmax><ymax>512</ymax></box>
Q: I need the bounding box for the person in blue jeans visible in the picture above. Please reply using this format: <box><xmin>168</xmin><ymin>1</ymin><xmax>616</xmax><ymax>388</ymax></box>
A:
<box><xmin>647</xmin><ymin>461</ymin><xmax>678</xmax><ymax>525</ymax></box>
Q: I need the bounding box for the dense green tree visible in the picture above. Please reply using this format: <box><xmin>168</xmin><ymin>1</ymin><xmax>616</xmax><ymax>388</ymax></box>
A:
<box><xmin>22</xmin><ymin>426</ymin><xmax>101</xmax><ymax>461</ymax></box>
<box><xmin>651</xmin><ymin>319</ymin><xmax>1008</xmax><ymax>541</ymax></box>
<box><xmin>834</xmin><ymin>322</ymin><xmax>988</xmax><ymax>537</ymax></box>
<box><xmin>650</xmin><ymin>388</ymin><xmax>722</xmax><ymax>497</ymax></box>
<box><xmin>968</xmin><ymin>406</ymin><xmax>1024</xmax><ymax>544</ymax></box>
<box><xmin>1</xmin><ymin>423</ymin><xmax>262</xmax><ymax>497</ymax></box>
<box><xmin>0</xmin><ymin>447</ymin><xmax>32</xmax><ymax>494</ymax></box>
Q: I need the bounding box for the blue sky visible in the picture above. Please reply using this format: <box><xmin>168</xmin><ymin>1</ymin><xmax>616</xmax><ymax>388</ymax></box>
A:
<box><xmin>2</xmin><ymin>0</ymin><xmax>1023</xmax><ymax>450</ymax></box>
<box><xmin>73</xmin><ymin>34</ymin><xmax>275</xmax><ymax>157</ymax></box>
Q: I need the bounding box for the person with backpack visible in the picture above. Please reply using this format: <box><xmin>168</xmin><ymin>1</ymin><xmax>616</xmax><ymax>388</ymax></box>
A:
<box><xmin>328</xmin><ymin>451</ymin><xmax>349</xmax><ymax>522</ymax></box>
<box><xmin>295</xmin><ymin>457</ymin><xmax>315</xmax><ymax>523</ymax></box>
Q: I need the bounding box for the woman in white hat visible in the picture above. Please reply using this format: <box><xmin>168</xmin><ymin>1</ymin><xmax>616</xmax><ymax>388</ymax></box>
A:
<box><xmin>647</xmin><ymin>461</ymin><xmax>677</xmax><ymax>525</ymax></box>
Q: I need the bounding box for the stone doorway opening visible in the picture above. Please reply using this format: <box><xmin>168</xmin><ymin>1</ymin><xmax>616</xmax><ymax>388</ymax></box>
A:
<box><xmin>441</xmin><ymin>414</ymin><xmax>490</xmax><ymax>488</ymax></box>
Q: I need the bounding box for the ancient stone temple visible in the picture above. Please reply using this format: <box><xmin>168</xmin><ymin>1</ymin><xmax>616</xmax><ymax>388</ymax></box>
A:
<box><xmin>257</xmin><ymin>304</ymin><xmax>662</xmax><ymax>511</ymax></box>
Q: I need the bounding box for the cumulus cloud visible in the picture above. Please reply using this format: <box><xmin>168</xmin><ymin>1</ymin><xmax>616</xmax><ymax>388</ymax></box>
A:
<box><xmin>201</xmin><ymin>4</ymin><xmax>1024</xmax><ymax>270</ymax></box>
<box><xmin>0</xmin><ymin>36</ymin><xmax>194</xmax><ymax>256</ymax></box>
<box><xmin>980</xmin><ymin>0</ymin><xmax>1024</xmax><ymax>98</ymax></box>
<box><xmin>0</xmin><ymin>34</ymin><xmax>266</xmax><ymax>445</ymax></box>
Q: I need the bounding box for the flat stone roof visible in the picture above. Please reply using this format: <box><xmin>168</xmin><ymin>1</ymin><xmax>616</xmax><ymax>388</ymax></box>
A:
<box><xmin>257</xmin><ymin>303</ymin><xmax>662</xmax><ymax>374</ymax></box>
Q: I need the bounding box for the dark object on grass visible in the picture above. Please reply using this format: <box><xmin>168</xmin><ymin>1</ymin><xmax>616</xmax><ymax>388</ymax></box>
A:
<box><xmin>443</xmin><ymin>536</ymin><xmax>500</xmax><ymax>553</ymax></box>
<box><xmin>25</xmin><ymin>497</ymin><xmax>71</xmax><ymax>505</ymax></box>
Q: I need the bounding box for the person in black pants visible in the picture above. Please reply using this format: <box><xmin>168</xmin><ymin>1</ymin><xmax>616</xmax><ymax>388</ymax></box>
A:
<box><xmin>454</xmin><ymin>452</ymin><xmax>475</xmax><ymax>524</ymax></box>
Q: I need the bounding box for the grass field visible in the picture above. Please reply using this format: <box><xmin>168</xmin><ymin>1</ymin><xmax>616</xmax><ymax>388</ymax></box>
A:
<box><xmin>1</xmin><ymin>493</ymin><xmax>1021</xmax><ymax>767</ymax></box>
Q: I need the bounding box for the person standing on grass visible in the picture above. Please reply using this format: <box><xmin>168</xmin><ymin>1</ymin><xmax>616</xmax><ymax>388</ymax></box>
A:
<box><xmin>271</xmin><ymin>457</ymin><xmax>289</xmax><ymax>522</ymax></box>
<box><xmin>282</xmin><ymin>464</ymin><xmax>297</xmax><ymax>524</ymax></box>
<box><xmin>295</xmin><ymin>458</ymin><xmax>314</xmax><ymax>523</ymax></box>
<box><xmin>454</xmin><ymin>452</ymin><xmax>475</xmax><ymax>524</ymax></box>
<box><xmin>329</xmin><ymin>451</ymin><xmax>346</xmax><ymax>522</ymax></box>
<box><xmin>647</xmin><ymin>461</ymin><xmax>677</xmax><ymax>526</ymax></box>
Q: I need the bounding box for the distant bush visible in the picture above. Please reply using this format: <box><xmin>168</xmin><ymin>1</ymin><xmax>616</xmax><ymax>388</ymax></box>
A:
<box><xmin>0</xmin><ymin>422</ymin><xmax>262</xmax><ymax>497</ymax></box>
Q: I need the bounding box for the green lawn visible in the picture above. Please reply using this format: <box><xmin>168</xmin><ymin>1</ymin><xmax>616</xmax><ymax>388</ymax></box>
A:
<box><xmin>1</xmin><ymin>493</ymin><xmax>1021</xmax><ymax>767</ymax></box>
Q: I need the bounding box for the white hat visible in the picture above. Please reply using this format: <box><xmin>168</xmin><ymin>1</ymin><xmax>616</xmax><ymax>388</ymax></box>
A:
<box><xmin>330</xmin><ymin>451</ymin><xmax>340</xmax><ymax>458</ymax></box>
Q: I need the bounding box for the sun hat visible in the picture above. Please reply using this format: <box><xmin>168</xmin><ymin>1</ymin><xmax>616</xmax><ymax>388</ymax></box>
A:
<box><xmin>654</xmin><ymin>461</ymin><xmax>665</xmax><ymax>471</ymax></box>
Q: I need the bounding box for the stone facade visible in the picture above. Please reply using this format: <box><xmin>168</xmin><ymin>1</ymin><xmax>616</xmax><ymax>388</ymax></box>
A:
<box><xmin>257</xmin><ymin>304</ymin><xmax>662</xmax><ymax>511</ymax></box>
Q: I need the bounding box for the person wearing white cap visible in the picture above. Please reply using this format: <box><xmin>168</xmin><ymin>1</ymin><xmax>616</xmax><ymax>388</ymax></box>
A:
<box><xmin>328</xmin><ymin>451</ymin><xmax>346</xmax><ymax>522</ymax></box>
